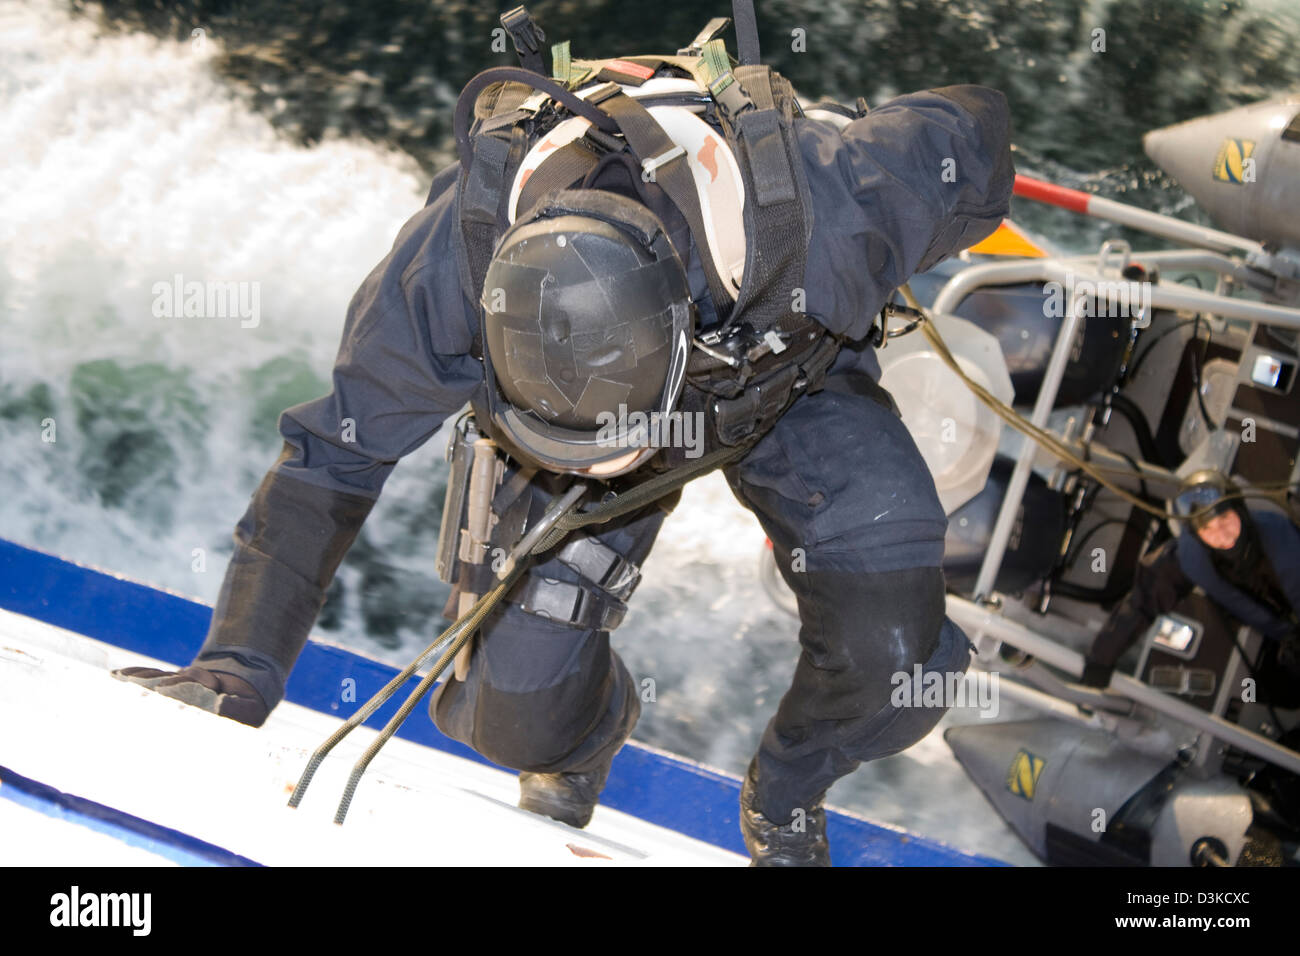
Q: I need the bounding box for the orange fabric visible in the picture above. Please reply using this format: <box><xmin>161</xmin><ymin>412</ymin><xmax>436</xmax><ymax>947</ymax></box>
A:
<box><xmin>967</xmin><ymin>220</ymin><xmax>1047</xmax><ymax>257</ymax></box>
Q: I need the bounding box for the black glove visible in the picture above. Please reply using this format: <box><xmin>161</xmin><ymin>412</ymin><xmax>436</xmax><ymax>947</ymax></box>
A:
<box><xmin>1079</xmin><ymin>659</ymin><xmax>1114</xmax><ymax>689</ymax></box>
<box><xmin>111</xmin><ymin>665</ymin><xmax>270</xmax><ymax>727</ymax></box>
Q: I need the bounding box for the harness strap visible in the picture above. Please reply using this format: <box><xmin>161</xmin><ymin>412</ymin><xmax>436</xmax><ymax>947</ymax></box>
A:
<box><xmin>457</xmin><ymin>133</ymin><xmax>511</xmax><ymax>360</ymax></box>
<box><xmin>455</xmin><ymin>77</ymin><xmax>556</xmax><ymax>357</ymax></box>
<box><xmin>599</xmin><ymin>91</ymin><xmax>736</xmax><ymax>317</ymax></box>
<box><xmin>499</xmin><ymin>455</ymin><xmax>730</xmax><ymax>633</ymax></box>
<box><xmin>509</xmin><ymin>529</ymin><xmax>646</xmax><ymax>631</ymax></box>
<box><xmin>515</xmin><ymin>140</ymin><xmax>601</xmax><ymax>219</ymax></box>
<box><xmin>721</xmin><ymin>65</ymin><xmax>814</xmax><ymax>339</ymax></box>
<box><xmin>454</xmin><ymin>67</ymin><xmax>620</xmax><ymax>170</ymax></box>
<box><xmin>730</xmin><ymin>0</ymin><xmax>762</xmax><ymax>66</ymax></box>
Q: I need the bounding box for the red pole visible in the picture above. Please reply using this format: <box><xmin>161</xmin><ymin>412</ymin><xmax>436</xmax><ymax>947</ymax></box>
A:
<box><xmin>1013</xmin><ymin>174</ymin><xmax>1092</xmax><ymax>215</ymax></box>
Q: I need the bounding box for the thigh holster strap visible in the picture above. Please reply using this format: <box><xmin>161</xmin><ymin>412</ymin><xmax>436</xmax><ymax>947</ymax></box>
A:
<box><xmin>555</xmin><ymin>535</ymin><xmax>642</xmax><ymax>601</ymax></box>
<box><xmin>517</xmin><ymin>575</ymin><xmax>628</xmax><ymax>631</ymax></box>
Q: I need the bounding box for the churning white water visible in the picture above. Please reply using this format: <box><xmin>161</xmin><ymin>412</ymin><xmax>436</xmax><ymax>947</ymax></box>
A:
<box><xmin>1</xmin><ymin>0</ymin><xmax>1045</xmax><ymax>864</ymax></box>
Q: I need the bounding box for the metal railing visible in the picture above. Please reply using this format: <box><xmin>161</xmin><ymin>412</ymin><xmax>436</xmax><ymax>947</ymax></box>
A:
<box><xmin>931</xmin><ymin>192</ymin><xmax>1300</xmax><ymax>775</ymax></box>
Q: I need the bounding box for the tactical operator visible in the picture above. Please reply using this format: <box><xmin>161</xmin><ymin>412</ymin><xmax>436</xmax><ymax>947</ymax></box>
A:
<box><xmin>115</xmin><ymin>6</ymin><xmax>1014</xmax><ymax>865</ymax></box>
<box><xmin>1082</xmin><ymin>470</ymin><xmax>1300</xmax><ymax>691</ymax></box>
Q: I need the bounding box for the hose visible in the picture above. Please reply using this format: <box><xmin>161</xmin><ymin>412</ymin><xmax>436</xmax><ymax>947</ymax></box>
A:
<box><xmin>897</xmin><ymin>284</ymin><xmax>1296</xmax><ymax>525</ymax></box>
<box><xmin>332</xmin><ymin>570</ymin><xmax>526</xmax><ymax>824</ymax></box>
<box><xmin>1104</xmin><ymin>393</ymin><xmax>1167</xmax><ymax>468</ymax></box>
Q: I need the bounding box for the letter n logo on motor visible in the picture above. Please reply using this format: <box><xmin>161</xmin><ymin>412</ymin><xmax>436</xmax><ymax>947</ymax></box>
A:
<box><xmin>1212</xmin><ymin>138</ymin><xmax>1255</xmax><ymax>184</ymax></box>
<box><xmin>1005</xmin><ymin>748</ymin><xmax>1046</xmax><ymax>801</ymax></box>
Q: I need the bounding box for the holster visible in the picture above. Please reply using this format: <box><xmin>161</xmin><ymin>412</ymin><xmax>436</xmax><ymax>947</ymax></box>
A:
<box><xmin>435</xmin><ymin>415</ymin><xmax>645</xmax><ymax>682</ymax></box>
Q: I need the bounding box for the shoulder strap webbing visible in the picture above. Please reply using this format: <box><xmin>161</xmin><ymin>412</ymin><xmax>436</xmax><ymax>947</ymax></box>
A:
<box><xmin>718</xmin><ymin>64</ymin><xmax>814</xmax><ymax>339</ymax></box>
<box><xmin>730</xmin><ymin>0</ymin><xmax>761</xmax><ymax>65</ymax></box>
<box><xmin>515</xmin><ymin>140</ymin><xmax>600</xmax><ymax>219</ymax></box>
<box><xmin>455</xmin><ymin>82</ymin><xmax>536</xmax><ymax>358</ymax></box>
<box><xmin>600</xmin><ymin>43</ymin><xmax>815</xmax><ymax>340</ymax></box>
<box><xmin>453</xmin><ymin>65</ymin><xmax>627</xmax><ymax>356</ymax></box>
<box><xmin>598</xmin><ymin>90</ymin><xmax>736</xmax><ymax>319</ymax></box>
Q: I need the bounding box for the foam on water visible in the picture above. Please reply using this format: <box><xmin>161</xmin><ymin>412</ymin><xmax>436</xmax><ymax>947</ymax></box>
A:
<box><xmin>0</xmin><ymin>0</ymin><xmax>432</xmax><ymax>602</ymax></box>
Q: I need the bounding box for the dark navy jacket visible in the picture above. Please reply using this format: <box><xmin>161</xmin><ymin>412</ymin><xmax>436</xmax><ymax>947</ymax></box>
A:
<box><xmin>195</xmin><ymin>85</ymin><xmax>1015</xmax><ymax>709</ymax></box>
<box><xmin>1175</xmin><ymin>508</ymin><xmax>1300</xmax><ymax>641</ymax></box>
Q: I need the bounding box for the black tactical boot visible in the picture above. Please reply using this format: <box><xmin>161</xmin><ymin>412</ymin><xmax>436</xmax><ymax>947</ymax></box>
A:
<box><xmin>740</xmin><ymin>758</ymin><xmax>831</xmax><ymax>866</ymax></box>
<box><xmin>518</xmin><ymin>761</ymin><xmax>612</xmax><ymax>829</ymax></box>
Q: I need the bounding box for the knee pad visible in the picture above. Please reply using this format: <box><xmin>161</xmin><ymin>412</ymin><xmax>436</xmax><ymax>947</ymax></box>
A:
<box><xmin>819</xmin><ymin>565</ymin><xmax>947</xmax><ymax>673</ymax></box>
<box><xmin>434</xmin><ymin>649</ymin><xmax>640</xmax><ymax>774</ymax></box>
<box><xmin>865</xmin><ymin>617</ymin><xmax>974</xmax><ymax>760</ymax></box>
<box><xmin>779</xmin><ymin>565</ymin><xmax>966</xmax><ymax>726</ymax></box>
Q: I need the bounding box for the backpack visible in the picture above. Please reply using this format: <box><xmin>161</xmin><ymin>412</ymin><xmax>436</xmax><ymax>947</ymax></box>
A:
<box><xmin>451</xmin><ymin>2</ymin><xmax>847</xmax><ymax>469</ymax></box>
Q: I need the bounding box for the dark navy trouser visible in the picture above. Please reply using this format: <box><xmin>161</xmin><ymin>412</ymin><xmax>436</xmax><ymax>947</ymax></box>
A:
<box><xmin>429</xmin><ymin>366</ymin><xmax>973</xmax><ymax>822</ymax></box>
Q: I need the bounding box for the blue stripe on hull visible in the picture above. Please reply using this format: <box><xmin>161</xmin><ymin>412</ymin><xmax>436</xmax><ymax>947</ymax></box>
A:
<box><xmin>0</xmin><ymin>763</ymin><xmax>262</xmax><ymax>867</ymax></box>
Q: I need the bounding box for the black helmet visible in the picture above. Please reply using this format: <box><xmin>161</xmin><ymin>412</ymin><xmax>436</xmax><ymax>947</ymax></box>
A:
<box><xmin>1172</xmin><ymin>469</ymin><xmax>1239</xmax><ymax>528</ymax></box>
<box><xmin>480</xmin><ymin>188</ymin><xmax>694</xmax><ymax>476</ymax></box>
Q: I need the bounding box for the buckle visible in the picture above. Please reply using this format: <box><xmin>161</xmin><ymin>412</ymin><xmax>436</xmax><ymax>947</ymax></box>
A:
<box><xmin>583</xmin><ymin>81</ymin><xmax>623</xmax><ymax>106</ymax></box>
<box><xmin>679</xmin><ymin>17</ymin><xmax>732</xmax><ymax>56</ymax></box>
<box><xmin>599</xmin><ymin>600</ymin><xmax>627</xmax><ymax>631</ymax></box>
<box><xmin>597</xmin><ymin>554</ymin><xmax>640</xmax><ymax>601</ymax></box>
<box><xmin>517</xmin><ymin>575</ymin><xmax>629</xmax><ymax>631</ymax></box>
<box><xmin>709</xmin><ymin>73</ymin><xmax>753</xmax><ymax>117</ymax></box>
<box><xmin>557</xmin><ymin>536</ymin><xmax>642</xmax><ymax>601</ymax></box>
<box><xmin>500</xmin><ymin>6</ymin><xmax>546</xmax><ymax>74</ymax></box>
<box><xmin>519</xmin><ymin>90</ymin><xmax>551</xmax><ymax>113</ymax></box>
<box><xmin>581</xmin><ymin>126</ymin><xmax>624</xmax><ymax>154</ymax></box>
<box><xmin>641</xmin><ymin>145</ymin><xmax>686</xmax><ymax>179</ymax></box>
<box><xmin>744</xmin><ymin>330</ymin><xmax>789</xmax><ymax>364</ymax></box>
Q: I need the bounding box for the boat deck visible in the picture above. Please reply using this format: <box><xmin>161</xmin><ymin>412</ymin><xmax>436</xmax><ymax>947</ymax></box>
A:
<box><xmin>0</xmin><ymin>539</ymin><xmax>1006</xmax><ymax>866</ymax></box>
<box><xmin>0</xmin><ymin>608</ymin><xmax>743</xmax><ymax>866</ymax></box>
